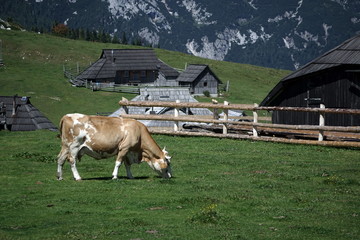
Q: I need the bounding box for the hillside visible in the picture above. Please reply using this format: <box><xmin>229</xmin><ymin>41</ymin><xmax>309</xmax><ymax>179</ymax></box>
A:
<box><xmin>1</xmin><ymin>0</ymin><xmax>359</xmax><ymax>70</ymax></box>
<box><xmin>0</xmin><ymin>29</ymin><xmax>289</xmax><ymax>124</ymax></box>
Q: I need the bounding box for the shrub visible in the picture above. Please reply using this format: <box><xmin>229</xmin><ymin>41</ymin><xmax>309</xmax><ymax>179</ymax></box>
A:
<box><xmin>203</xmin><ymin>90</ymin><xmax>210</xmax><ymax>97</ymax></box>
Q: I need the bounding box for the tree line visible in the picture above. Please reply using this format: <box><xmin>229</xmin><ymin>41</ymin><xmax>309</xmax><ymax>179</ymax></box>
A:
<box><xmin>31</xmin><ymin>22</ymin><xmax>157</xmax><ymax>47</ymax></box>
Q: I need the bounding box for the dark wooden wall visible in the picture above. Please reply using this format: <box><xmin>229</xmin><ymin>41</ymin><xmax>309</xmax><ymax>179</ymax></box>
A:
<box><xmin>115</xmin><ymin>70</ymin><xmax>157</xmax><ymax>84</ymax></box>
<box><xmin>272</xmin><ymin>65</ymin><xmax>360</xmax><ymax>126</ymax></box>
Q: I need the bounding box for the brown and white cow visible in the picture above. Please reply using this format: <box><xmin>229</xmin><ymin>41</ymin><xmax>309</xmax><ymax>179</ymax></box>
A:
<box><xmin>57</xmin><ymin>113</ymin><xmax>171</xmax><ymax>180</ymax></box>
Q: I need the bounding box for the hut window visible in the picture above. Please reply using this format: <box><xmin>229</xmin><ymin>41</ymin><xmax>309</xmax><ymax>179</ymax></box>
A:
<box><xmin>204</xmin><ymin>81</ymin><xmax>208</xmax><ymax>87</ymax></box>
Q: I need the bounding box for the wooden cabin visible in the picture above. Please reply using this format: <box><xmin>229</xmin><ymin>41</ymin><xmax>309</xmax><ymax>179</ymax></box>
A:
<box><xmin>177</xmin><ymin>64</ymin><xmax>222</xmax><ymax>96</ymax></box>
<box><xmin>75</xmin><ymin>49</ymin><xmax>223</xmax><ymax>96</ymax></box>
<box><xmin>260</xmin><ymin>35</ymin><xmax>360</xmax><ymax>126</ymax></box>
<box><xmin>76</xmin><ymin>49</ymin><xmax>179</xmax><ymax>85</ymax></box>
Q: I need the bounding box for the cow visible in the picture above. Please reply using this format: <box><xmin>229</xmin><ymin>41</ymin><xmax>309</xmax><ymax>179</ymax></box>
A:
<box><xmin>56</xmin><ymin>113</ymin><xmax>172</xmax><ymax>180</ymax></box>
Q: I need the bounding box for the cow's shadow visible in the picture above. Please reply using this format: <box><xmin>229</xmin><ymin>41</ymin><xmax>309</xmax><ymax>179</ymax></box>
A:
<box><xmin>82</xmin><ymin>176</ymin><xmax>150</xmax><ymax>181</ymax></box>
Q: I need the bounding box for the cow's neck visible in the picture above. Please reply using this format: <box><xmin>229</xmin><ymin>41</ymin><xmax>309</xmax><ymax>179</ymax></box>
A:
<box><xmin>141</xmin><ymin>135</ymin><xmax>164</xmax><ymax>161</ymax></box>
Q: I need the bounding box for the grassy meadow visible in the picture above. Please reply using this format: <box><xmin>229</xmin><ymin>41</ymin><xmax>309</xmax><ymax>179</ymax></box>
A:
<box><xmin>0</xmin><ymin>130</ymin><xmax>359</xmax><ymax>239</ymax></box>
<box><xmin>0</xmin><ymin>30</ymin><xmax>359</xmax><ymax>239</ymax></box>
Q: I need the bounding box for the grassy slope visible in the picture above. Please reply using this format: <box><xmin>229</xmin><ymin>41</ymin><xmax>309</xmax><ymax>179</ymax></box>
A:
<box><xmin>0</xmin><ymin>29</ymin><xmax>289</xmax><ymax>124</ymax></box>
<box><xmin>0</xmin><ymin>130</ymin><xmax>359</xmax><ymax>239</ymax></box>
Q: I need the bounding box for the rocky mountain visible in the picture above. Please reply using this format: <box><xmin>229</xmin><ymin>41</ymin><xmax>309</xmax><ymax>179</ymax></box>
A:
<box><xmin>1</xmin><ymin>0</ymin><xmax>359</xmax><ymax>70</ymax></box>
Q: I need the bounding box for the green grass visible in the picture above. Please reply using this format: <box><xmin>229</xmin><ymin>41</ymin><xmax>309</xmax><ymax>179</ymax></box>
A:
<box><xmin>0</xmin><ymin>130</ymin><xmax>359</xmax><ymax>239</ymax></box>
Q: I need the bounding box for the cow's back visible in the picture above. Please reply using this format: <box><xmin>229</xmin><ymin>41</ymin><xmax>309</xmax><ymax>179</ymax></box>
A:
<box><xmin>59</xmin><ymin>114</ymin><xmax>124</xmax><ymax>149</ymax></box>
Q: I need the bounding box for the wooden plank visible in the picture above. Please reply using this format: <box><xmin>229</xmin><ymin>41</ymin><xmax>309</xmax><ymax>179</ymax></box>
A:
<box><xmin>119</xmin><ymin>99</ymin><xmax>360</xmax><ymax>115</ymax></box>
<box><xmin>121</xmin><ymin>114</ymin><xmax>360</xmax><ymax>133</ymax></box>
<box><xmin>181</xmin><ymin>124</ymin><xmax>360</xmax><ymax>141</ymax></box>
<box><xmin>119</xmin><ymin>99</ymin><xmax>254</xmax><ymax>110</ymax></box>
<box><xmin>255</xmin><ymin>106</ymin><xmax>360</xmax><ymax>115</ymax></box>
<box><xmin>149</xmin><ymin>129</ymin><xmax>360</xmax><ymax>148</ymax></box>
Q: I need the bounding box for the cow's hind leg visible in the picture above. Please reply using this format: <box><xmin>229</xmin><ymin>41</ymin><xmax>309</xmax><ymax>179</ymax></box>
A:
<box><xmin>57</xmin><ymin>146</ymin><xmax>68</xmax><ymax>180</ymax></box>
<box><xmin>69</xmin><ymin>156</ymin><xmax>81</xmax><ymax>181</ymax></box>
<box><xmin>68</xmin><ymin>145</ymin><xmax>82</xmax><ymax>181</ymax></box>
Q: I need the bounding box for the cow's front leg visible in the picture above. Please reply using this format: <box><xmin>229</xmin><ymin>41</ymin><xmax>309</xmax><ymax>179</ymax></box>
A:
<box><xmin>112</xmin><ymin>146</ymin><xmax>129</xmax><ymax>179</ymax></box>
<box><xmin>112</xmin><ymin>160</ymin><xmax>122</xmax><ymax>179</ymax></box>
<box><xmin>125</xmin><ymin>163</ymin><xmax>134</xmax><ymax>179</ymax></box>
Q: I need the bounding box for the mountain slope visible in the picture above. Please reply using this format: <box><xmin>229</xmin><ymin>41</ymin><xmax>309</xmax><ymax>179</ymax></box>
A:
<box><xmin>1</xmin><ymin>0</ymin><xmax>359</xmax><ymax>70</ymax></box>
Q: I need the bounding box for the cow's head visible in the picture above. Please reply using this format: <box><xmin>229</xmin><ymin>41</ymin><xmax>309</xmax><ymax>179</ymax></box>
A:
<box><xmin>149</xmin><ymin>147</ymin><xmax>172</xmax><ymax>178</ymax></box>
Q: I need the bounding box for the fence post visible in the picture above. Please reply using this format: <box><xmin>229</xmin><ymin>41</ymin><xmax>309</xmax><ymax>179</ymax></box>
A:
<box><xmin>253</xmin><ymin>103</ymin><xmax>259</xmax><ymax>137</ymax></box>
<box><xmin>223</xmin><ymin>101</ymin><xmax>229</xmax><ymax>134</ymax></box>
<box><xmin>318</xmin><ymin>104</ymin><xmax>325</xmax><ymax>141</ymax></box>
<box><xmin>174</xmin><ymin>100</ymin><xmax>180</xmax><ymax>132</ymax></box>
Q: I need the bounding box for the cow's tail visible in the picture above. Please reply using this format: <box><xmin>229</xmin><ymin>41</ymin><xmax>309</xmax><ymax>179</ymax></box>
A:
<box><xmin>57</xmin><ymin>117</ymin><xmax>65</xmax><ymax>139</ymax></box>
<box><xmin>56</xmin><ymin>116</ymin><xmax>66</xmax><ymax>160</ymax></box>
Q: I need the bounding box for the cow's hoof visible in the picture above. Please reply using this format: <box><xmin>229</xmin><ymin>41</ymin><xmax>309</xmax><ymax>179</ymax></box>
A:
<box><xmin>74</xmin><ymin>178</ymin><xmax>82</xmax><ymax>181</ymax></box>
<box><xmin>57</xmin><ymin>177</ymin><xmax>63</xmax><ymax>181</ymax></box>
<box><xmin>112</xmin><ymin>176</ymin><xmax>118</xmax><ymax>180</ymax></box>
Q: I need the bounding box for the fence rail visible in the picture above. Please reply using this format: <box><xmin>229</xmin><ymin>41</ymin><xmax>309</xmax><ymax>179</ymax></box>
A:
<box><xmin>118</xmin><ymin>99</ymin><xmax>360</xmax><ymax>148</ymax></box>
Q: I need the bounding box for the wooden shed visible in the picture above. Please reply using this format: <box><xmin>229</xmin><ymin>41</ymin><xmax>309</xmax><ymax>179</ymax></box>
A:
<box><xmin>177</xmin><ymin>64</ymin><xmax>222</xmax><ymax>96</ymax></box>
<box><xmin>260</xmin><ymin>35</ymin><xmax>360</xmax><ymax>126</ymax></box>
<box><xmin>76</xmin><ymin>49</ymin><xmax>179</xmax><ymax>85</ymax></box>
<box><xmin>0</xmin><ymin>96</ymin><xmax>57</xmax><ymax>131</ymax></box>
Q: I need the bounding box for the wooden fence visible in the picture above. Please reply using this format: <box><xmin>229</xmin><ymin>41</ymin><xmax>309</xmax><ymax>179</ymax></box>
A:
<box><xmin>89</xmin><ymin>82</ymin><xmax>140</xmax><ymax>94</ymax></box>
<box><xmin>118</xmin><ymin>99</ymin><xmax>360</xmax><ymax>148</ymax></box>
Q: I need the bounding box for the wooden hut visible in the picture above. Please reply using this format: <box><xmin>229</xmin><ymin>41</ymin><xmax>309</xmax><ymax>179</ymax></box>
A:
<box><xmin>177</xmin><ymin>64</ymin><xmax>222</xmax><ymax>96</ymax></box>
<box><xmin>260</xmin><ymin>35</ymin><xmax>360</xmax><ymax>126</ymax></box>
<box><xmin>0</xmin><ymin>95</ymin><xmax>57</xmax><ymax>131</ymax></box>
<box><xmin>76</xmin><ymin>49</ymin><xmax>179</xmax><ymax>85</ymax></box>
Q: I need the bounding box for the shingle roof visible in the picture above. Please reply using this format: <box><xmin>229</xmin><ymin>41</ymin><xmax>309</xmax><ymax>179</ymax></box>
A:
<box><xmin>176</xmin><ymin>64</ymin><xmax>221</xmax><ymax>83</ymax></box>
<box><xmin>0</xmin><ymin>96</ymin><xmax>57</xmax><ymax>131</ymax></box>
<box><xmin>260</xmin><ymin>34</ymin><xmax>360</xmax><ymax>106</ymax></box>
<box><xmin>77</xmin><ymin>49</ymin><xmax>179</xmax><ymax>81</ymax></box>
<box><xmin>283</xmin><ymin>34</ymin><xmax>360</xmax><ymax>81</ymax></box>
<box><xmin>177</xmin><ymin>64</ymin><xmax>208</xmax><ymax>83</ymax></box>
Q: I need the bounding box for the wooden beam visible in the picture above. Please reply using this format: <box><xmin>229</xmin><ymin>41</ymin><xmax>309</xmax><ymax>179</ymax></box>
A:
<box><xmin>119</xmin><ymin>99</ymin><xmax>360</xmax><ymax>115</ymax></box>
<box><xmin>121</xmin><ymin>114</ymin><xmax>360</xmax><ymax>133</ymax></box>
<box><xmin>149</xmin><ymin>129</ymin><xmax>360</xmax><ymax>148</ymax></box>
<box><xmin>119</xmin><ymin>99</ymin><xmax>254</xmax><ymax>110</ymax></box>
